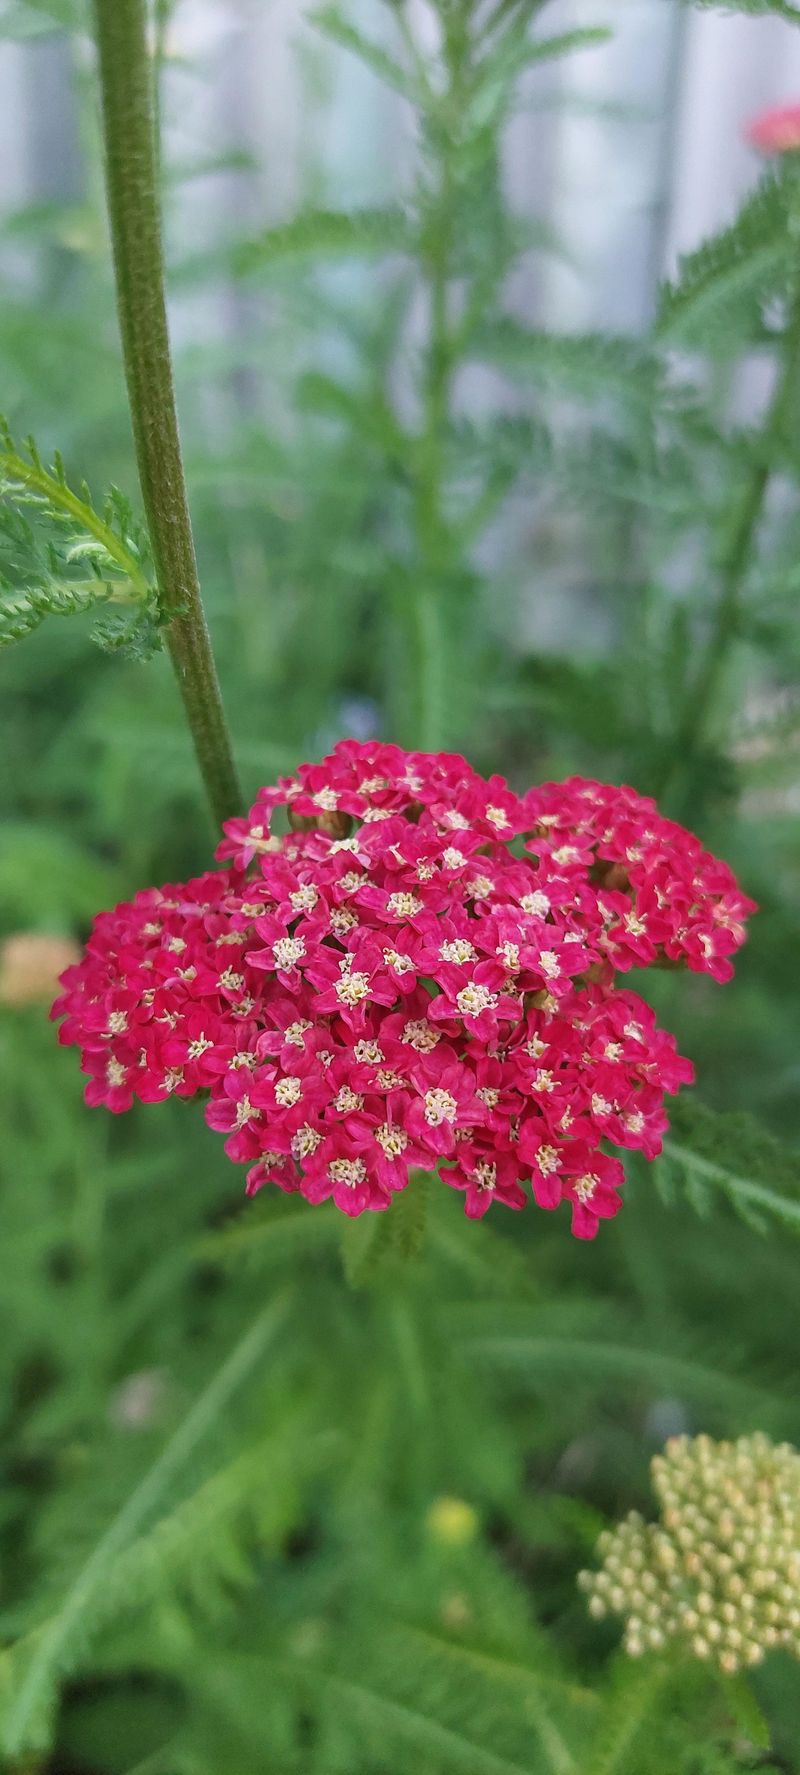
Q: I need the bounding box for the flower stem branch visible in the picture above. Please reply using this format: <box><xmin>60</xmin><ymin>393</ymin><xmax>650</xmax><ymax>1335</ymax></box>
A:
<box><xmin>92</xmin><ymin>0</ymin><xmax>242</xmax><ymax>828</ymax></box>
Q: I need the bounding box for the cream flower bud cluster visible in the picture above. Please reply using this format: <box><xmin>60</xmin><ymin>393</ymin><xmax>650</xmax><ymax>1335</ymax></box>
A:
<box><xmin>579</xmin><ymin>1433</ymin><xmax>800</xmax><ymax>1674</ymax></box>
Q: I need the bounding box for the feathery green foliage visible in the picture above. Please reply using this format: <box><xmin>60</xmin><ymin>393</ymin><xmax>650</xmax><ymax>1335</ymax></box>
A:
<box><xmin>0</xmin><ymin>424</ymin><xmax>160</xmax><ymax>655</ymax></box>
<box><xmin>2</xmin><ymin>0</ymin><xmax>800</xmax><ymax>1770</ymax></box>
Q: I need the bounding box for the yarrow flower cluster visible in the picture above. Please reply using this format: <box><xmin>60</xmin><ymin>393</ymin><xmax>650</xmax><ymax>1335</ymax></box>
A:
<box><xmin>579</xmin><ymin>1434</ymin><xmax>800</xmax><ymax>1674</ymax></box>
<box><xmin>53</xmin><ymin>741</ymin><xmax>754</xmax><ymax>1235</ymax></box>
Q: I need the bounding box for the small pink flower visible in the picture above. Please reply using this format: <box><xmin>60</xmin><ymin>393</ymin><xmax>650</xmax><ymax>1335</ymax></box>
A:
<box><xmin>747</xmin><ymin>103</ymin><xmax>800</xmax><ymax>155</ymax></box>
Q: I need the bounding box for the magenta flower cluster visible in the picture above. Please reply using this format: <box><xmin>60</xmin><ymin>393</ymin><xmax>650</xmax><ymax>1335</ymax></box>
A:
<box><xmin>53</xmin><ymin>742</ymin><xmax>755</xmax><ymax>1237</ymax></box>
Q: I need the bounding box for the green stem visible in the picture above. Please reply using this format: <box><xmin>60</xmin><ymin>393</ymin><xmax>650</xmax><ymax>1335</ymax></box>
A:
<box><xmin>92</xmin><ymin>0</ymin><xmax>242</xmax><ymax>828</ymax></box>
<box><xmin>659</xmin><ymin>284</ymin><xmax>800</xmax><ymax>812</ymax></box>
<box><xmin>410</xmin><ymin>28</ymin><xmax>465</xmax><ymax>750</ymax></box>
<box><xmin>410</xmin><ymin>204</ymin><xmax>451</xmax><ymax>749</ymax></box>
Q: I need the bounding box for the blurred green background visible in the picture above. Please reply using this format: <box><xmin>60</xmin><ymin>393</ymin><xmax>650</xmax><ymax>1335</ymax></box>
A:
<box><xmin>1</xmin><ymin>1</ymin><xmax>799</xmax><ymax>1769</ymax></box>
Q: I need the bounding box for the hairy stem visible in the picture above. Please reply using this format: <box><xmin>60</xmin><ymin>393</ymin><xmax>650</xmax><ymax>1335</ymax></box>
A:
<box><xmin>660</xmin><ymin>284</ymin><xmax>800</xmax><ymax>811</ymax></box>
<box><xmin>408</xmin><ymin>11</ymin><xmax>474</xmax><ymax>751</ymax></box>
<box><xmin>92</xmin><ymin>0</ymin><xmax>241</xmax><ymax>827</ymax></box>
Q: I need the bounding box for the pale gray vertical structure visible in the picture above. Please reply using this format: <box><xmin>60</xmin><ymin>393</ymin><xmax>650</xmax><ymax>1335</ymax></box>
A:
<box><xmin>533</xmin><ymin>0</ymin><xmax>686</xmax><ymax>333</ymax></box>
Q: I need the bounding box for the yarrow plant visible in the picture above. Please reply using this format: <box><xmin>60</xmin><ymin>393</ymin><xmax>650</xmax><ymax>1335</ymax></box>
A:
<box><xmin>53</xmin><ymin>741</ymin><xmax>754</xmax><ymax>1237</ymax></box>
<box><xmin>579</xmin><ymin>1434</ymin><xmax>800</xmax><ymax>1675</ymax></box>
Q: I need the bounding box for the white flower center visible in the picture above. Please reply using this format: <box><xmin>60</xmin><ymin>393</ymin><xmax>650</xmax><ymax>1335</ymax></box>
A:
<box><xmin>456</xmin><ymin>982</ymin><xmax>497</xmax><ymax>1018</ymax></box>
<box><xmin>219</xmin><ymin>968</ymin><xmax>245</xmax><ymax>991</ymax></box>
<box><xmin>234</xmin><ymin>1094</ymin><xmax>259</xmax><ymax>1128</ymax></box>
<box><xmin>275</xmin><ymin>1076</ymin><xmax>302</xmax><ymax>1107</ymax></box>
<box><xmin>387</xmin><ymin>892</ymin><xmax>423</xmax><ymax>918</ymax></box>
<box><xmin>330</xmin><ymin>908</ymin><xmax>358</xmax><ymax>935</ymax></box>
<box><xmin>375</xmin><ymin>1124</ymin><xmax>407</xmax><ymax>1160</ymax></box>
<box><xmin>273</xmin><ymin>936</ymin><xmax>306</xmax><ymax>969</ymax></box>
<box><xmin>334</xmin><ymin>1086</ymin><xmax>364</xmax><ymax>1113</ymax></box>
<box><xmin>402</xmin><ymin>1019</ymin><xmax>440</xmax><ymax>1053</ymax></box>
<box><xmin>424</xmin><ymin>1088</ymin><xmax>458</xmax><ymax>1126</ymax></box>
<box><xmin>335</xmin><ymin>967</ymin><xmax>370</xmax><ymax>1006</ymax></box>
<box><xmin>440</xmin><ymin>938</ymin><xmax>476</xmax><ymax>965</ymax></box>
<box><xmin>384</xmin><ymin>948</ymin><xmax>415</xmax><ymax>974</ymax></box>
<box><xmin>290</xmin><ymin>885</ymin><xmax>319</xmax><ymax>913</ymax></box>
<box><xmin>328</xmin><ymin>1157</ymin><xmax>366</xmax><ymax>1188</ymax></box>
<box><xmin>291</xmin><ymin>1124</ymin><xmax>321</xmax><ymax>1161</ymax></box>
<box><xmin>521</xmin><ymin>891</ymin><xmax>550</xmax><ymax>918</ymax></box>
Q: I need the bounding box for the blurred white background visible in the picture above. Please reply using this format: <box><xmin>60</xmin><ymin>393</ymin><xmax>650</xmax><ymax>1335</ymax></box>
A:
<box><xmin>3</xmin><ymin>0</ymin><xmax>800</xmax><ymax>336</ymax></box>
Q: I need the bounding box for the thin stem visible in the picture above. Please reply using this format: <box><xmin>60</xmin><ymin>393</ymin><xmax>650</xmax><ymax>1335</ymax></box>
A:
<box><xmin>410</xmin><ymin>16</ymin><xmax>466</xmax><ymax>750</ymax></box>
<box><xmin>92</xmin><ymin>0</ymin><xmax>242</xmax><ymax>827</ymax></box>
<box><xmin>658</xmin><ymin>283</ymin><xmax>800</xmax><ymax>812</ymax></box>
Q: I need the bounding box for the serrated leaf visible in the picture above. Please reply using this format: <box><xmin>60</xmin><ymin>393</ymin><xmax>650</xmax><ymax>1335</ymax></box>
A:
<box><xmin>657</xmin><ymin>175</ymin><xmax>791</xmax><ymax>346</ymax></box>
<box><xmin>311</xmin><ymin>4</ymin><xmax>416</xmax><ymax>97</ymax></box>
<box><xmin>230</xmin><ymin>205</ymin><xmax>411</xmax><ymax>275</ymax></box>
<box><xmin>342</xmin><ymin>1176</ymin><xmax>429</xmax><ymax>1287</ymax></box>
<box><xmin>0</xmin><ymin>423</ymin><xmax>155</xmax><ymax>653</ymax></box>
<box><xmin>0</xmin><ymin>1298</ymin><xmax>290</xmax><ymax>1758</ymax></box>
<box><xmin>691</xmin><ymin>0</ymin><xmax>799</xmax><ymax>16</ymax></box>
<box><xmin>473</xmin><ymin>320</ymin><xmax>657</xmax><ymax>405</ymax></box>
<box><xmin>659</xmin><ymin>1098</ymin><xmax>800</xmax><ymax>1236</ymax></box>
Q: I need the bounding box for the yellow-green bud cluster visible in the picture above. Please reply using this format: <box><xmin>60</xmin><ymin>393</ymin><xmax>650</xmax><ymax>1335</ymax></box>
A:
<box><xmin>578</xmin><ymin>1433</ymin><xmax>800</xmax><ymax>1674</ymax></box>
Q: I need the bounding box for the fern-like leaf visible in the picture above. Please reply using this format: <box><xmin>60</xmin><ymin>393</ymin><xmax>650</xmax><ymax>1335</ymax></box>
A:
<box><xmin>230</xmin><ymin>206</ymin><xmax>411</xmax><ymax>276</ymax></box>
<box><xmin>657</xmin><ymin>175</ymin><xmax>791</xmax><ymax>347</ymax></box>
<box><xmin>657</xmin><ymin>1098</ymin><xmax>800</xmax><ymax>1235</ymax></box>
<box><xmin>0</xmin><ymin>1297</ymin><xmax>290</xmax><ymax>1758</ymax></box>
<box><xmin>472</xmin><ymin>320</ymin><xmax>657</xmax><ymax>407</ymax></box>
<box><xmin>311</xmin><ymin>4</ymin><xmax>416</xmax><ymax>97</ymax></box>
<box><xmin>692</xmin><ymin>0</ymin><xmax>799</xmax><ymax>16</ymax></box>
<box><xmin>0</xmin><ymin>424</ymin><xmax>158</xmax><ymax>654</ymax></box>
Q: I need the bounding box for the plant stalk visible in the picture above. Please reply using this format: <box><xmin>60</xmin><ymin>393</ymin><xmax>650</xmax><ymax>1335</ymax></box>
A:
<box><xmin>659</xmin><ymin>282</ymin><xmax>800</xmax><ymax>812</ymax></box>
<box><xmin>410</xmin><ymin>20</ymin><xmax>467</xmax><ymax>751</ymax></box>
<box><xmin>92</xmin><ymin>0</ymin><xmax>242</xmax><ymax>827</ymax></box>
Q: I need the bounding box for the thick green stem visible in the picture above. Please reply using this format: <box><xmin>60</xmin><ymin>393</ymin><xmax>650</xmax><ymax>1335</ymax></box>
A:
<box><xmin>92</xmin><ymin>0</ymin><xmax>242</xmax><ymax>828</ymax></box>
<box><xmin>411</xmin><ymin>227</ymin><xmax>451</xmax><ymax>751</ymax></box>
<box><xmin>659</xmin><ymin>284</ymin><xmax>800</xmax><ymax>811</ymax></box>
<box><xmin>410</xmin><ymin>22</ymin><xmax>466</xmax><ymax>750</ymax></box>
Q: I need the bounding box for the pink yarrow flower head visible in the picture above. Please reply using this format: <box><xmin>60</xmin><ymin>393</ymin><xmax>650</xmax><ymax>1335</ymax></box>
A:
<box><xmin>52</xmin><ymin>742</ymin><xmax>756</xmax><ymax>1240</ymax></box>
<box><xmin>746</xmin><ymin>103</ymin><xmax>800</xmax><ymax>156</ymax></box>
